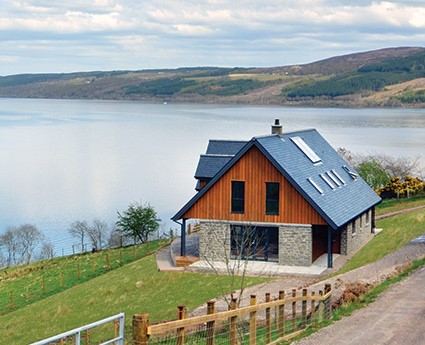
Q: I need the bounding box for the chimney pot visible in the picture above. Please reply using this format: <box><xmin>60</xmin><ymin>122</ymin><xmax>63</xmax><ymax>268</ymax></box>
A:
<box><xmin>271</xmin><ymin>118</ymin><xmax>283</xmax><ymax>135</ymax></box>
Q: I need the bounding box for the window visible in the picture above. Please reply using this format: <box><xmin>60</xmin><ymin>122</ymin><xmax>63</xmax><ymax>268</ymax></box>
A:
<box><xmin>290</xmin><ymin>136</ymin><xmax>322</xmax><ymax>164</ymax></box>
<box><xmin>351</xmin><ymin>220</ymin><xmax>356</xmax><ymax>236</ymax></box>
<box><xmin>266</xmin><ymin>182</ymin><xmax>280</xmax><ymax>215</ymax></box>
<box><xmin>231</xmin><ymin>181</ymin><xmax>245</xmax><ymax>213</ymax></box>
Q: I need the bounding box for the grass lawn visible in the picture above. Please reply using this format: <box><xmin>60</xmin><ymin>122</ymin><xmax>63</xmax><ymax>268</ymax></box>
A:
<box><xmin>335</xmin><ymin>207</ymin><xmax>425</xmax><ymax>275</ymax></box>
<box><xmin>0</xmin><ymin>254</ymin><xmax>271</xmax><ymax>345</ymax></box>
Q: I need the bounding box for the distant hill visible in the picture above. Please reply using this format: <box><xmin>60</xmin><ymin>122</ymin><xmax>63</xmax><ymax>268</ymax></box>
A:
<box><xmin>1</xmin><ymin>46</ymin><xmax>425</xmax><ymax>107</ymax></box>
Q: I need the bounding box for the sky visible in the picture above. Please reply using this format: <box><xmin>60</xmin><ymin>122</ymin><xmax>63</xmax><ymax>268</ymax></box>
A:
<box><xmin>1</xmin><ymin>0</ymin><xmax>425</xmax><ymax>76</ymax></box>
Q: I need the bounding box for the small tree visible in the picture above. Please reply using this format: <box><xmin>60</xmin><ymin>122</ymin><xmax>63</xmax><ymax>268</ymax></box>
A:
<box><xmin>68</xmin><ymin>220</ymin><xmax>89</xmax><ymax>252</ymax></box>
<box><xmin>357</xmin><ymin>160</ymin><xmax>391</xmax><ymax>189</ymax></box>
<box><xmin>116</xmin><ymin>202</ymin><xmax>161</xmax><ymax>244</ymax></box>
<box><xmin>16</xmin><ymin>224</ymin><xmax>44</xmax><ymax>264</ymax></box>
<box><xmin>86</xmin><ymin>219</ymin><xmax>109</xmax><ymax>251</ymax></box>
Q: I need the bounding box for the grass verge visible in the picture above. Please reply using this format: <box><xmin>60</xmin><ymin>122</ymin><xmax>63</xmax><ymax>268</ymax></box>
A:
<box><xmin>375</xmin><ymin>194</ymin><xmax>425</xmax><ymax>215</ymax></box>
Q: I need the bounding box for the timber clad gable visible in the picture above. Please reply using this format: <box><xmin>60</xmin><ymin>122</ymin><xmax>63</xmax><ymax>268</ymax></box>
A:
<box><xmin>173</xmin><ymin>120</ymin><xmax>381</xmax><ymax>268</ymax></box>
<box><xmin>183</xmin><ymin>146</ymin><xmax>326</xmax><ymax>225</ymax></box>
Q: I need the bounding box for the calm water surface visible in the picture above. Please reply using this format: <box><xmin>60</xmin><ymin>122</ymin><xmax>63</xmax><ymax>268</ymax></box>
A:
<box><xmin>0</xmin><ymin>98</ymin><xmax>424</xmax><ymax>254</ymax></box>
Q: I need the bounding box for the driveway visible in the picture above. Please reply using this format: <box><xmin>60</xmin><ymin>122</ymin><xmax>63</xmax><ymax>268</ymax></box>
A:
<box><xmin>293</xmin><ymin>266</ymin><xmax>425</xmax><ymax>345</ymax></box>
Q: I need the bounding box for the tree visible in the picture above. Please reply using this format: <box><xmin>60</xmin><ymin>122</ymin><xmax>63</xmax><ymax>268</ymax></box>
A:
<box><xmin>357</xmin><ymin>160</ymin><xmax>391</xmax><ymax>189</ymax></box>
<box><xmin>38</xmin><ymin>241</ymin><xmax>55</xmax><ymax>260</ymax></box>
<box><xmin>68</xmin><ymin>220</ymin><xmax>89</xmax><ymax>252</ymax></box>
<box><xmin>116</xmin><ymin>202</ymin><xmax>161</xmax><ymax>244</ymax></box>
<box><xmin>16</xmin><ymin>224</ymin><xmax>44</xmax><ymax>264</ymax></box>
<box><xmin>0</xmin><ymin>227</ymin><xmax>20</xmax><ymax>267</ymax></box>
<box><xmin>86</xmin><ymin>219</ymin><xmax>109</xmax><ymax>251</ymax></box>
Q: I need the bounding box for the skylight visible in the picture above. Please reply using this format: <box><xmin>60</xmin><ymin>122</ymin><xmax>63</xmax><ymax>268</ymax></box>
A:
<box><xmin>290</xmin><ymin>136</ymin><xmax>322</xmax><ymax>164</ymax></box>
<box><xmin>331</xmin><ymin>169</ymin><xmax>346</xmax><ymax>185</ymax></box>
<box><xmin>320</xmin><ymin>173</ymin><xmax>336</xmax><ymax>189</ymax></box>
<box><xmin>326</xmin><ymin>171</ymin><xmax>341</xmax><ymax>187</ymax></box>
<box><xmin>343</xmin><ymin>166</ymin><xmax>358</xmax><ymax>180</ymax></box>
<box><xmin>307</xmin><ymin>178</ymin><xmax>324</xmax><ymax>194</ymax></box>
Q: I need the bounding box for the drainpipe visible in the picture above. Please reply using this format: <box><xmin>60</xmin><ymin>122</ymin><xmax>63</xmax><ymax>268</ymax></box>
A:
<box><xmin>327</xmin><ymin>226</ymin><xmax>333</xmax><ymax>268</ymax></box>
<box><xmin>172</xmin><ymin>218</ymin><xmax>187</xmax><ymax>257</ymax></box>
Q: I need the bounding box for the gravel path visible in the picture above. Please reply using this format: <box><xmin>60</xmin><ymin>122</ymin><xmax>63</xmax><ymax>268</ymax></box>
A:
<box><xmin>293</xmin><ymin>266</ymin><xmax>425</xmax><ymax>345</ymax></box>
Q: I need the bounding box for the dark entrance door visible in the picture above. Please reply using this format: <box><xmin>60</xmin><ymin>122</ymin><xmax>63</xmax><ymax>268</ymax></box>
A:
<box><xmin>312</xmin><ymin>225</ymin><xmax>341</xmax><ymax>262</ymax></box>
<box><xmin>231</xmin><ymin>225</ymin><xmax>278</xmax><ymax>262</ymax></box>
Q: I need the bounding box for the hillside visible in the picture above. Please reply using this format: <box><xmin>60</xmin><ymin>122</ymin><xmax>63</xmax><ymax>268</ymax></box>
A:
<box><xmin>1</xmin><ymin>47</ymin><xmax>425</xmax><ymax>107</ymax></box>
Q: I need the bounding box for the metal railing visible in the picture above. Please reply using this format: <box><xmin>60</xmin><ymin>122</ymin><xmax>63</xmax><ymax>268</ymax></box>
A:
<box><xmin>30</xmin><ymin>312</ymin><xmax>125</xmax><ymax>345</ymax></box>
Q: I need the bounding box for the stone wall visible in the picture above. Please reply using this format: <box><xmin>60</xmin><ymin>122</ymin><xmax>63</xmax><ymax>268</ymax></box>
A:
<box><xmin>199</xmin><ymin>221</ymin><xmax>231</xmax><ymax>261</ymax></box>
<box><xmin>340</xmin><ymin>209</ymin><xmax>374</xmax><ymax>256</ymax></box>
<box><xmin>279</xmin><ymin>224</ymin><xmax>312</xmax><ymax>266</ymax></box>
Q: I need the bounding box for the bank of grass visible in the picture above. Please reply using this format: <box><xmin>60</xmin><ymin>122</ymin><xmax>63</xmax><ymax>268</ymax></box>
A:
<box><xmin>0</xmin><ymin>254</ymin><xmax>271</xmax><ymax>344</ymax></box>
<box><xmin>281</xmin><ymin>257</ymin><xmax>425</xmax><ymax>344</ymax></box>
<box><xmin>0</xmin><ymin>240</ymin><xmax>167</xmax><ymax>316</ymax></box>
<box><xmin>335</xmin><ymin>207</ymin><xmax>425</xmax><ymax>275</ymax></box>
<box><xmin>375</xmin><ymin>194</ymin><xmax>425</xmax><ymax>215</ymax></box>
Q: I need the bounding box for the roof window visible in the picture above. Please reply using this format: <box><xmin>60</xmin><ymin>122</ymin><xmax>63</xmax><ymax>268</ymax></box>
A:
<box><xmin>326</xmin><ymin>171</ymin><xmax>341</xmax><ymax>187</ymax></box>
<box><xmin>343</xmin><ymin>166</ymin><xmax>358</xmax><ymax>180</ymax></box>
<box><xmin>320</xmin><ymin>173</ymin><xmax>336</xmax><ymax>189</ymax></box>
<box><xmin>307</xmin><ymin>178</ymin><xmax>324</xmax><ymax>194</ymax></box>
<box><xmin>331</xmin><ymin>169</ymin><xmax>346</xmax><ymax>185</ymax></box>
<box><xmin>291</xmin><ymin>136</ymin><xmax>322</xmax><ymax>164</ymax></box>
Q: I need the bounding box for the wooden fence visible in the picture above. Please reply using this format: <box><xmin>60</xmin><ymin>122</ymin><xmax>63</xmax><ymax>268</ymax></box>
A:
<box><xmin>133</xmin><ymin>284</ymin><xmax>332</xmax><ymax>345</ymax></box>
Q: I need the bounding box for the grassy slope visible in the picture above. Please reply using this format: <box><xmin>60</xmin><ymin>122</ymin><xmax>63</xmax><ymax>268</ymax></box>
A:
<box><xmin>336</xmin><ymin>206</ymin><xmax>425</xmax><ymax>274</ymax></box>
<box><xmin>0</xmin><ymin>255</ymin><xmax>270</xmax><ymax>344</ymax></box>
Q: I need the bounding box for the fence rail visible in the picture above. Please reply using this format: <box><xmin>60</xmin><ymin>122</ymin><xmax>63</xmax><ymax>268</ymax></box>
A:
<box><xmin>29</xmin><ymin>312</ymin><xmax>125</xmax><ymax>345</ymax></box>
<box><xmin>133</xmin><ymin>284</ymin><xmax>332</xmax><ymax>345</ymax></box>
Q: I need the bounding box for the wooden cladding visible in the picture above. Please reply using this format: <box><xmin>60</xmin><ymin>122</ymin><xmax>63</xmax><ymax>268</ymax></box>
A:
<box><xmin>183</xmin><ymin>146</ymin><xmax>327</xmax><ymax>225</ymax></box>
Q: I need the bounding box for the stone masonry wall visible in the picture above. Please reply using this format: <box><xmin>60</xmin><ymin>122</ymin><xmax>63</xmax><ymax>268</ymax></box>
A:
<box><xmin>340</xmin><ymin>209</ymin><xmax>374</xmax><ymax>256</ymax></box>
<box><xmin>199</xmin><ymin>221</ymin><xmax>231</xmax><ymax>261</ymax></box>
<box><xmin>279</xmin><ymin>225</ymin><xmax>312</xmax><ymax>266</ymax></box>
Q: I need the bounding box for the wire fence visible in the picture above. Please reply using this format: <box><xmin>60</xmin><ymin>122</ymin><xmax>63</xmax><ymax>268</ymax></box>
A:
<box><xmin>0</xmin><ymin>239</ymin><xmax>169</xmax><ymax>316</ymax></box>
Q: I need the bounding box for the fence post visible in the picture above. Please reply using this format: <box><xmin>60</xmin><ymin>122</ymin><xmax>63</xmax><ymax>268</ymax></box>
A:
<box><xmin>133</xmin><ymin>313</ymin><xmax>150</xmax><ymax>345</ymax></box>
<box><xmin>229</xmin><ymin>298</ymin><xmax>238</xmax><ymax>345</ymax></box>
<box><xmin>249</xmin><ymin>295</ymin><xmax>257</xmax><ymax>345</ymax></box>
<box><xmin>324</xmin><ymin>284</ymin><xmax>332</xmax><ymax>320</ymax></box>
<box><xmin>42</xmin><ymin>276</ymin><xmax>46</xmax><ymax>293</ymax></box>
<box><xmin>60</xmin><ymin>272</ymin><xmax>63</xmax><ymax>288</ymax></box>
<box><xmin>206</xmin><ymin>301</ymin><xmax>216</xmax><ymax>345</ymax></box>
<box><xmin>77</xmin><ymin>262</ymin><xmax>81</xmax><ymax>280</ymax></box>
<box><xmin>317</xmin><ymin>290</ymin><xmax>324</xmax><ymax>323</ymax></box>
<box><xmin>265</xmin><ymin>293</ymin><xmax>271</xmax><ymax>344</ymax></box>
<box><xmin>177</xmin><ymin>305</ymin><xmax>186</xmax><ymax>345</ymax></box>
<box><xmin>85</xmin><ymin>329</ymin><xmax>90</xmax><ymax>345</ymax></box>
<box><xmin>302</xmin><ymin>289</ymin><xmax>307</xmax><ymax>329</ymax></box>
<box><xmin>311</xmin><ymin>291</ymin><xmax>316</xmax><ymax>326</ymax></box>
<box><xmin>106</xmin><ymin>253</ymin><xmax>110</xmax><ymax>268</ymax></box>
<box><xmin>278</xmin><ymin>290</ymin><xmax>285</xmax><ymax>337</ymax></box>
<box><xmin>292</xmin><ymin>289</ymin><xmax>297</xmax><ymax>332</ymax></box>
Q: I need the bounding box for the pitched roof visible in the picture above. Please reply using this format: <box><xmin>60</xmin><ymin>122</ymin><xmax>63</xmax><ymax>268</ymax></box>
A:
<box><xmin>173</xmin><ymin>129</ymin><xmax>381</xmax><ymax>229</ymax></box>
<box><xmin>194</xmin><ymin>140</ymin><xmax>248</xmax><ymax>179</ymax></box>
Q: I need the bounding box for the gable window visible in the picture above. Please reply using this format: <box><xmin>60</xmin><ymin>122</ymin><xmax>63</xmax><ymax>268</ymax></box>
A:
<box><xmin>266</xmin><ymin>182</ymin><xmax>280</xmax><ymax>215</ymax></box>
<box><xmin>231</xmin><ymin>181</ymin><xmax>245</xmax><ymax>213</ymax></box>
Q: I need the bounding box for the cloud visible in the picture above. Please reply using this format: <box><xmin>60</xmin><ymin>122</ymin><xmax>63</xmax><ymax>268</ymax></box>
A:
<box><xmin>0</xmin><ymin>1</ymin><xmax>424</xmax><ymax>74</ymax></box>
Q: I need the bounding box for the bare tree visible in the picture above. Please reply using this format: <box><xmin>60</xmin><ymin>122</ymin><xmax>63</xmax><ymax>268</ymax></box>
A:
<box><xmin>86</xmin><ymin>219</ymin><xmax>109</xmax><ymax>251</ymax></box>
<box><xmin>16</xmin><ymin>224</ymin><xmax>44</xmax><ymax>264</ymax></box>
<box><xmin>0</xmin><ymin>227</ymin><xmax>20</xmax><ymax>267</ymax></box>
<box><xmin>68</xmin><ymin>220</ymin><xmax>89</xmax><ymax>252</ymax></box>
<box><xmin>38</xmin><ymin>241</ymin><xmax>55</xmax><ymax>260</ymax></box>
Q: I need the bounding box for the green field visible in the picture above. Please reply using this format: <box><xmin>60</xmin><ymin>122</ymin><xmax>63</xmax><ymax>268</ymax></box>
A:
<box><xmin>0</xmin><ymin>197</ymin><xmax>423</xmax><ymax>344</ymax></box>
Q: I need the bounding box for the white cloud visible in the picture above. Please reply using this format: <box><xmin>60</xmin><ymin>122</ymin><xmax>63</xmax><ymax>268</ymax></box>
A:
<box><xmin>0</xmin><ymin>1</ymin><xmax>424</xmax><ymax>74</ymax></box>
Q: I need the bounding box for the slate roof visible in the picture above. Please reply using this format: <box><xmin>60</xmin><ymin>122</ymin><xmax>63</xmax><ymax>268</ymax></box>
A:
<box><xmin>194</xmin><ymin>140</ymin><xmax>248</xmax><ymax>179</ymax></box>
<box><xmin>173</xmin><ymin>129</ymin><xmax>381</xmax><ymax>229</ymax></box>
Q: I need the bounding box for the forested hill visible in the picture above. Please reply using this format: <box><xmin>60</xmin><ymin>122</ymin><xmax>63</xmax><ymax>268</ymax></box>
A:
<box><xmin>1</xmin><ymin>46</ymin><xmax>425</xmax><ymax>107</ymax></box>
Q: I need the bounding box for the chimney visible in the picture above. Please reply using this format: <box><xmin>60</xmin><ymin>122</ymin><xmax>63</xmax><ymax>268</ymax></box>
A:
<box><xmin>271</xmin><ymin>118</ymin><xmax>283</xmax><ymax>135</ymax></box>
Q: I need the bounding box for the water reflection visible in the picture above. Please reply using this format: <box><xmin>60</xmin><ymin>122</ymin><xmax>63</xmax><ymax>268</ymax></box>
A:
<box><xmin>0</xmin><ymin>98</ymin><xmax>424</xmax><ymax>254</ymax></box>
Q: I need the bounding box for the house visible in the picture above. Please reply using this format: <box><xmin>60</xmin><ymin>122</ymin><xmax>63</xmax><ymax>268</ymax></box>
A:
<box><xmin>172</xmin><ymin>120</ymin><xmax>381</xmax><ymax>268</ymax></box>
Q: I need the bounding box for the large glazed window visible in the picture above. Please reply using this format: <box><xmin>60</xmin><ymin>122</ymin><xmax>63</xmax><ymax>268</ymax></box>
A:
<box><xmin>231</xmin><ymin>181</ymin><xmax>245</xmax><ymax>213</ymax></box>
<box><xmin>266</xmin><ymin>182</ymin><xmax>279</xmax><ymax>215</ymax></box>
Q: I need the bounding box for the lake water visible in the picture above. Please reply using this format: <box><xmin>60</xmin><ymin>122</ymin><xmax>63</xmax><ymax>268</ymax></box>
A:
<box><xmin>0</xmin><ymin>98</ymin><xmax>424</xmax><ymax>255</ymax></box>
